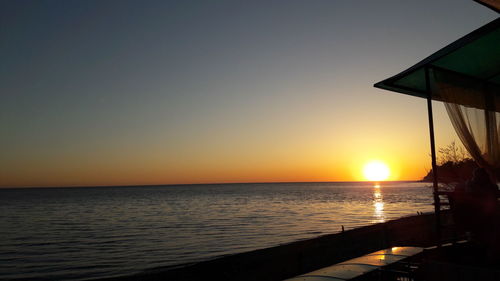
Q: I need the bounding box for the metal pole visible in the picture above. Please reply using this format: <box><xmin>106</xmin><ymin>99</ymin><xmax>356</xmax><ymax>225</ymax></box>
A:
<box><xmin>425</xmin><ymin>67</ymin><xmax>441</xmax><ymax>246</ymax></box>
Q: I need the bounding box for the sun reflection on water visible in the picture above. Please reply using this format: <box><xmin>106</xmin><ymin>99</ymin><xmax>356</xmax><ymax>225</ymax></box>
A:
<box><xmin>373</xmin><ymin>184</ymin><xmax>385</xmax><ymax>223</ymax></box>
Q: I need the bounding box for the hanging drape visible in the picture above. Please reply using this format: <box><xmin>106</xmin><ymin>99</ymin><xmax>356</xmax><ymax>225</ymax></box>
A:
<box><xmin>431</xmin><ymin>68</ymin><xmax>500</xmax><ymax>180</ymax></box>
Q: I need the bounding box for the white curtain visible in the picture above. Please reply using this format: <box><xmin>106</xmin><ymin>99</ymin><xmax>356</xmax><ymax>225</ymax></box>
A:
<box><xmin>431</xmin><ymin>68</ymin><xmax>500</xmax><ymax>180</ymax></box>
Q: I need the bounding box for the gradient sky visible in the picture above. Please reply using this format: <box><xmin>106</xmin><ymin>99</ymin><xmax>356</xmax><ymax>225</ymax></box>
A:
<box><xmin>1</xmin><ymin>0</ymin><xmax>498</xmax><ymax>187</ymax></box>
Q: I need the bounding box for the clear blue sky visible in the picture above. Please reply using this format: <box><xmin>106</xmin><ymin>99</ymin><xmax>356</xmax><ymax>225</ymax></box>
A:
<box><xmin>1</xmin><ymin>0</ymin><xmax>497</xmax><ymax>187</ymax></box>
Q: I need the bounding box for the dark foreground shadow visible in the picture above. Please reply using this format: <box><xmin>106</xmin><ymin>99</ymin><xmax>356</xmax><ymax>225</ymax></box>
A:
<box><xmin>97</xmin><ymin>212</ymin><xmax>448</xmax><ymax>281</ymax></box>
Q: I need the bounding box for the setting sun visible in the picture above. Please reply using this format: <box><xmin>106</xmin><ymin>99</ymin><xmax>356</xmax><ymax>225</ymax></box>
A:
<box><xmin>363</xmin><ymin>161</ymin><xmax>390</xmax><ymax>181</ymax></box>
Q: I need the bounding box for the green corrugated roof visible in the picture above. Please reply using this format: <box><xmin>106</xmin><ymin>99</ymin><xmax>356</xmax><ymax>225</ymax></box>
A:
<box><xmin>374</xmin><ymin>17</ymin><xmax>500</xmax><ymax>101</ymax></box>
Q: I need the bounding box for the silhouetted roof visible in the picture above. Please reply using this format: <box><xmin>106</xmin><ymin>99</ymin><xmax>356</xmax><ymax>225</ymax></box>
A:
<box><xmin>474</xmin><ymin>0</ymin><xmax>500</xmax><ymax>13</ymax></box>
<box><xmin>374</xmin><ymin>17</ymin><xmax>500</xmax><ymax>100</ymax></box>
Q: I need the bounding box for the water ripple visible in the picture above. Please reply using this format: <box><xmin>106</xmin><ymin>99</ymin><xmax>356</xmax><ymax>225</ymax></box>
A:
<box><xmin>0</xmin><ymin>182</ymin><xmax>433</xmax><ymax>280</ymax></box>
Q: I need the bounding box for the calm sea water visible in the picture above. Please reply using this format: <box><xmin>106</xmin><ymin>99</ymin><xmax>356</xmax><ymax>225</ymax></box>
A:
<box><xmin>0</xmin><ymin>182</ymin><xmax>433</xmax><ymax>280</ymax></box>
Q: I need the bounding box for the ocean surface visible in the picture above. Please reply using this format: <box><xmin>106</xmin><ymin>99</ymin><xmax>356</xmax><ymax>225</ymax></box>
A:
<box><xmin>0</xmin><ymin>181</ymin><xmax>434</xmax><ymax>280</ymax></box>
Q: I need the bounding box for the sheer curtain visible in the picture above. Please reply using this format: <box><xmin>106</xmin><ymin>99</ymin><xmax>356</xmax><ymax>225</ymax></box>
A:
<box><xmin>431</xmin><ymin>68</ymin><xmax>500</xmax><ymax>181</ymax></box>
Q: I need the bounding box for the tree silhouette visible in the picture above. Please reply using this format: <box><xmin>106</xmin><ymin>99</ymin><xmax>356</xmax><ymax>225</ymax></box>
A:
<box><xmin>423</xmin><ymin>141</ymin><xmax>477</xmax><ymax>183</ymax></box>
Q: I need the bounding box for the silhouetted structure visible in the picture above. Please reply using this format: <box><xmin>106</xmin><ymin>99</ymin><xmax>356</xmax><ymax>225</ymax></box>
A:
<box><xmin>374</xmin><ymin>1</ymin><xmax>500</xmax><ymax>279</ymax></box>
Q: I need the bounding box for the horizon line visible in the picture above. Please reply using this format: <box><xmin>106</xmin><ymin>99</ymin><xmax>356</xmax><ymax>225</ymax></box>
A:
<box><xmin>0</xmin><ymin>179</ymin><xmax>425</xmax><ymax>189</ymax></box>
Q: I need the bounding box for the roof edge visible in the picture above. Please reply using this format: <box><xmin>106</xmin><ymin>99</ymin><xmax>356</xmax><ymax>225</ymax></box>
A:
<box><xmin>474</xmin><ymin>0</ymin><xmax>500</xmax><ymax>13</ymax></box>
<box><xmin>374</xmin><ymin>17</ymin><xmax>500</xmax><ymax>98</ymax></box>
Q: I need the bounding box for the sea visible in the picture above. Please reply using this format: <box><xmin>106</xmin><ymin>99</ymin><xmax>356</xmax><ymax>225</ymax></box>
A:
<box><xmin>0</xmin><ymin>181</ymin><xmax>434</xmax><ymax>280</ymax></box>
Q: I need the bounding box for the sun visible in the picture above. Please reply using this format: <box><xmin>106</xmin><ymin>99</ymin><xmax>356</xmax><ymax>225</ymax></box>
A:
<box><xmin>363</xmin><ymin>161</ymin><xmax>390</xmax><ymax>181</ymax></box>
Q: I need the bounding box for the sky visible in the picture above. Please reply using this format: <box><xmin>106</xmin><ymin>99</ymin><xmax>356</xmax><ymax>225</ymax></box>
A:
<box><xmin>1</xmin><ymin>0</ymin><xmax>498</xmax><ymax>187</ymax></box>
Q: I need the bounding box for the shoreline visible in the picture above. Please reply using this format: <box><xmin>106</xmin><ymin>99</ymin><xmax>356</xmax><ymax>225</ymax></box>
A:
<box><xmin>97</xmin><ymin>211</ymin><xmax>449</xmax><ymax>281</ymax></box>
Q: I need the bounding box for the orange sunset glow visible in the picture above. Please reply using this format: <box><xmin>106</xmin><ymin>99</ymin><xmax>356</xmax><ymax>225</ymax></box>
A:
<box><xmin>1</xmin><ymin>1</ymin><xmax>492</xmax><ymax>188</ymax></box>
<box><xmin>3</xmin><ymin>2</ymin><xmax>499</xmax><ymax>281</ymax></box>
<box><xmin>0</xmin><ymin>108</ymin><xmax>456</xmax><ymax>187</ymax></box>
<box><xmin>363</xmin><ymin>161</ymin><xmax>391</xmax><ymax>181</ymax></box>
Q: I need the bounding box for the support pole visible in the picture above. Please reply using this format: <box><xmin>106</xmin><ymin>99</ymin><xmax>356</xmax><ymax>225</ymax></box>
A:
<box><xmin>426</xmin><ymin>67</ymin><xmax>441</xmax><ymax>246</ymax></box>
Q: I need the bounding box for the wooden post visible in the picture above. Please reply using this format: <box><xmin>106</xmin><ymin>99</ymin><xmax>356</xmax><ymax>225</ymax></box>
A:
<box><xmin>426</xmin><ymin>67</ymin><xmax>441</xmax><ymax>246</ymax></box>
